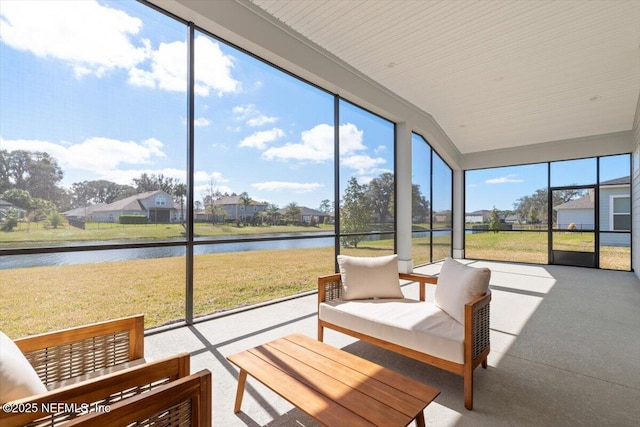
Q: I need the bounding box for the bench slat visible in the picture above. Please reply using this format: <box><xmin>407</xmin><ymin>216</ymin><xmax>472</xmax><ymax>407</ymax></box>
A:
<box><xmin>228</xmin><ymin>351</ymin><xmax>376</xmax><ymax>427</ymax></box>
<box><xmin>266</xmin><ymin>336</ymin><xmax>427</xmax><ymax>417</ymax></box>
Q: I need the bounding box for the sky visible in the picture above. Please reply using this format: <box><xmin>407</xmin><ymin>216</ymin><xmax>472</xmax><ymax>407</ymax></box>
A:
<box><xmin>466</xmin><ymin>155</ymin><xmax>631</xmax><ymax>212</ymax></box>
<box><xmin>0</xmin><ymin>0</ymin><xmax>394</xmax><ymax>211</ymax></box>
<box><xmin>0</xmin><ymin>0</ymin><xmax>630</xmax><ymax>214</ymax></box>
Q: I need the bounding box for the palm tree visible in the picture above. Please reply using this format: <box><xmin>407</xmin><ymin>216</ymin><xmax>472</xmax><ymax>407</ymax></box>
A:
<box><xmin>284</xmin><ymin>202</ymin><xmax>301</xmax><ymax>225</ymax></box>
<box><xmin>238</xmin><ymin>192</ymin><xmax>252</xmax><ymax>224</ymax></box>
<box><xmin>266</xmin><ymin>203</ymin><xmax>279</xmax><ymax>225</ymax></box>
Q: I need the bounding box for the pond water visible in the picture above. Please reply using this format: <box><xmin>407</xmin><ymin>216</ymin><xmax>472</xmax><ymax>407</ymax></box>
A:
<box><xmin>0</xmin><ymin>235</ymin><xmax>337</xmax><ymax>269</ymax></box>
<box><xmin>1</xmin><ymin>231</ymin><xmax>455</xmax><ymax>270</ymax></box>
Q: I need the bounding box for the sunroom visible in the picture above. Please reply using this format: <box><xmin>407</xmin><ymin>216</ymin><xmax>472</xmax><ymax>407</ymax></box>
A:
<box><xmin>0</xmin><ymin>0</ymin><xmax>639</xmax><ymax>426</ymax></box>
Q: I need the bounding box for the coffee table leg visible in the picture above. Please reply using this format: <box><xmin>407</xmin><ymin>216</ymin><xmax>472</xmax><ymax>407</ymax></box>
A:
<box><xmin>234</xmin><ymin>369</ymin><xmax>248</xmax><ymax>413</ymax></box>
<box><xmin>415</xmin><ymin>411</ymin><xmax>426</xmax><ymax>427</ymax></box>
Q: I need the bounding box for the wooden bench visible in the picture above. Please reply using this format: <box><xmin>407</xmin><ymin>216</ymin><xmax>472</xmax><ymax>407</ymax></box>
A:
<box><xmin>227</xmin><ymin>333</ymin><xmax>440</xmax><ymax>426</ymax></box>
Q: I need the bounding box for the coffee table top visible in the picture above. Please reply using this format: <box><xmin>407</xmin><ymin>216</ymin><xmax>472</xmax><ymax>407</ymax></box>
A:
<box><xmin>227</xmin><ymin>333</ymin><xmax>440</xmax><ymax>426</ymax></box>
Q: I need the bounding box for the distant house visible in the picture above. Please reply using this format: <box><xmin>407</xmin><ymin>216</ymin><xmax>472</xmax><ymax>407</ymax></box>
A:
<box><xmin>278</xmin><ymin>206</ymin><xmax>330</xmax><ymax>224</ymax></box>
<box><xmin>433</xmin><ymin>210</ymin><xmax>451</xmax><ymax>224</ymax></box>
<box><xmin>0</xmin><ymin>199</ymin><xmax>25</xmax><ymax>220</ymax></box>
<box><xmin>81</xmin><ymin>190</ymin><xmax>181</xmax><ymax>223</ymax></box>
<box><xmin>465</xmin><ymin>210</ymin><xmax>491</xmax><ymax>223</ymax></box>
<box><xmin>553</xmin><ymin>176</ymin><xmax>630</xmax><ymax>246</ymax></box>
<box><xmin>63</xmin><ymin>203</ymin><xmax>108</xmax><ymax>221</ymax></box>
<box><xmin>210</xmin><ymin>195</ymin><xmax>268</xmax><ymax>222</ymax></box>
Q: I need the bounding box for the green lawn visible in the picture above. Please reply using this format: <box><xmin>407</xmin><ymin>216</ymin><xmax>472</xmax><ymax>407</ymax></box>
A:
<box><xmin>1</xmin><ymin>229</ymin><xmax>629</xmax><ymax>339</ymax></box>
<box><xmin>0</xmin><ymin>221</ymin><xmax>335</xmax><ymax>247</ymax></box>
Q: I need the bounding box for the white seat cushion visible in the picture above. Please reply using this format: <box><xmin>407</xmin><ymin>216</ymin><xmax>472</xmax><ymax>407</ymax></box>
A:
<box><xmin>337</xmin><ymin>254</ymin><xmax>403</xmax><ymax>300</ymax></box>
<box><xmin>435</xmin><ymin>258</ymin><xmax>491</xmax><ymax>325</ymax></box>
<box><xmin>0</xmin><ymin>331</ymin><xmax>47</xmax><ymax>402</ymax></box>
<box><xmin>319</xmin><ymin>298</ymin><xmax>465</xmax><ymax>364</ymax></box>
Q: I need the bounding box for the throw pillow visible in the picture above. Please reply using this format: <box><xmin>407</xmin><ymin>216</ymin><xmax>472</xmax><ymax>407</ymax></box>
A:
<box><xmin>337</xmin><ymin>254</ymin><xmax>403</xmax><ymax>300</ymax></box>
<box><xmin>434</xmin><ymin>258</ymin><xmax>491</xmax><ymax>325</ymax></box>
<box><xmin>0</xmin><ymin>331</ymin><xmax>47</xmax><ymax>402</ymax></box>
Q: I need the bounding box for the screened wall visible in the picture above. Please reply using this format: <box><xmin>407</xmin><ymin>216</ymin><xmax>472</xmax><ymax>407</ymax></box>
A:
<box><xmin>0</xmin><ymin>0</ymin><xmax>451</xmax><ymax>337</ymax></box>
<box><xmin>464</xmin><ymin>154</ymin><xmax>631</xmax><ymax>270</ymax></box>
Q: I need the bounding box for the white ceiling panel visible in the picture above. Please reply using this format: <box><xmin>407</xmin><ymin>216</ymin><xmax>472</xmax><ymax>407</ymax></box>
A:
<box><xmin>249</xmin><ymin>0</ymin><xmax>640</xmax><ymax>154</ymax></box>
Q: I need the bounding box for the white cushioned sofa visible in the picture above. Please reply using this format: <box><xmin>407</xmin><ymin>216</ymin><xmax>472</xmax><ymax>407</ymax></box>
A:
<box><xmin>318</xmin><ymin>255</ymin><xmax>491</xmax><ymax>410</ymax></box>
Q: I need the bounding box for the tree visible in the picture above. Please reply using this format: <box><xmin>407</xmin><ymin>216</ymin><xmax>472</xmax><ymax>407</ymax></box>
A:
<box><xmin>366</xmin><ymin>172</ymin><xmax>394</xmax><ymax>223</ymax></box>
<box><xmin>266</xmin><ymin>203</ymin><xmax>280</xmax><ymax>225</ymax></box>
<box><xmin>70</xmin><ymin>180</ymin><xmax>135</xmax><ymax>208</ymax></box>
<box><xmin>1</xmin><ymin>208</ymin><xmax>19</xmax><ymax>232</ymax></box>
<box><xmin>489</xmin><ymin>207</ymin><xmax>501</xmax><ymax>232</ymax></box>
<box><xmin>514</xmin><ymin>187</ymin><xmax>583</xmax><ymax>225</ymax></box>
<box><xmin>174</xmin><ymin>183</ymin><xmax>187</xmax><ymax>223</ymax></box>
<box><xmin>411</xmin><ymin>184</ymin><xmax>430</xmax><ymax>223</ymax></box>
<box><xmin>202</xmin><ymin>181</ymin><xmax>222</xmax><ymax>225</ymax></box>
<box><xmin>284</xmin><ymin>202</ymin><xmax>301</xmax><ymax>224</ymax></box>
<box><xmin>239</xmin><ymin>192</ymin><xmax>252</xmax><ymax>224</ymax></box>
<box><xmin>318</xmin><ymin>199</ymin><xmax>332</xmax><ymax>214</ymax></box>
<box><xmin>0</xmin><ymin>150</ymin><xmax>64</xmax><ymax>206</ymax></box>
<box><xmin>46</xmin><ymin>211</ymin><xmax>66</xmax><ymax>229</ymax></box>
<box><xmin>1</xmin><ymin>189</ymin><xmax>33</xmax><ymax>211</ymax></box>
<box><xmin>340</xmin><ymin>177</ymin><xmax>371</xmax><ymax>248</ymax></box>
<box><xmin>132</xmin><ymin>173</ymin><xmax>179</xmax><ymax>194</ymax></box>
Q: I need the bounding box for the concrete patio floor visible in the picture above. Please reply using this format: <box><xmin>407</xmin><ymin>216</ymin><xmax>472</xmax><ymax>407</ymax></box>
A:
<box><xmin>145</xmin><ymin>260</ymin><xmax>640</xmax><ymax>426</ymax></box>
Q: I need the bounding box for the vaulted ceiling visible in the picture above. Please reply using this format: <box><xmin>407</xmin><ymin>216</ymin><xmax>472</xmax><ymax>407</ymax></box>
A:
<box><xmin>248</xmin><ymin>0</ymin><xmax>640</xmax><ymax>155</ymax></box>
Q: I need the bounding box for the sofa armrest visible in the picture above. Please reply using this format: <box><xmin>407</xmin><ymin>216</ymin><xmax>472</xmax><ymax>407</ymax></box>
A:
<box><xmin>399</xmin><ymin>272</ymin><xmax>438</xmax><ymax>301</ymax></box>
<box><xmin>318</xmin><ymin>273</ymin><xmax>342</xmax><ymax>304</ymax></box>
<box><xmin>0</xmin><ymin>352</ymin><xmax>190</xmax><ymax>427</ymax></box>
<box><xmin>14</xmin><ymin>315</ymin><xmax>145</xmax><ymax>387</ymax></box>
<box><xmin>64</xmin><ymin>369</ymin><xmax>212</xmax><ymax>427</ymax></box>
<box><xmin>464</xmin><ymin>290</ymin><xmax>491</xmax><ymax>364</ymax></box>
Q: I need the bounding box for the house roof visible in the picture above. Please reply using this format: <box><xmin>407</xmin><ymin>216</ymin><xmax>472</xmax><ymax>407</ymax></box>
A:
<box><xmin>213</xmin><ymin>196</ymin><xmax>267</xmax><ymax>206</ymax></box>
<box><xmin>63</xmin><ymin>203</ymin><xmax>108</xmax><ymax>217</ymax></box>
<box><xmin>600</xmin><ymin>176</ymin><xmax>630</xmax><ymax>186</ymax></box>
<box><xmin>0</xmin><ymin>199</ymin><xmax>15</xmax><ymax>208</ymax></box>
<box><xmin>554</xmin><ymin>195</ymin><xmax>594</xmax><ymax>210</ymax></box>
<box><xmin>88</xmin><ymin>190</ymin><xmax>178</xmax><ymax>212</ymax></box>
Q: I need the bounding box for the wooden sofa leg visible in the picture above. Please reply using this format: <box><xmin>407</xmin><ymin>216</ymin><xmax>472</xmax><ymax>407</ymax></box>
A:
<box><xmin>482</xmin><ymin>357</ymin><xmax>488</xmax><ymax>369</ymax></box>
<box><xmin>464</xmin><ymin>368</ymin><xmax>473</xmax><ymax>410</ymax></box>
<box><xmin>318</xmin><ymin>324</ymin><xmax>324</xmax><ymax>342</ymax></box>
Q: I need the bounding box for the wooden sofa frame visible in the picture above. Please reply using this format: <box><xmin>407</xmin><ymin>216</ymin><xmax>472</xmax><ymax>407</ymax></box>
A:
<box><xmin>1</xmin><ymin>314</ymin><xmax>198</xmax><ymax>426</ymax></box>
<box><xmin>1</xmin><ymin>353</ymin><xmax>191</xmax><ymax>426</ymax></box>
<box><xmin>318</xmin><ymin>272</ymin><xmax>491</xmax><ymax>410</ymax></box>
<box><xmin>64</xmin><ymin>369</ymin><xmax>212</xmax><ymax>427</ymax></box>
<box><xmin>14</xmin><ymin>314</ymin><xmax>145</xmax><ymax>388</ymax></box>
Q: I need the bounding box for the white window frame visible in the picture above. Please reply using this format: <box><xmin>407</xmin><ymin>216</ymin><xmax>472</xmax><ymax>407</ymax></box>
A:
<box><xmin>609</xmin><ymin>195</ymin><xmax>630</xmax><ymax>231</ymax></box>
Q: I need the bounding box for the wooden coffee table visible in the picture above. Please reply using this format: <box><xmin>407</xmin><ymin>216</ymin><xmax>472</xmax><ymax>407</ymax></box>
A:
<box><xmin>227</xmin><ymin>333</ymin><xmax>440</xmax><ymax>426</ymax></box>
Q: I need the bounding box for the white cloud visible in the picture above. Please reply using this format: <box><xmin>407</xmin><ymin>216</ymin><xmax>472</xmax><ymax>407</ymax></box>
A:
<box><xmin>0</xmin><ymin>0</ymin><xmax>148</xmax><ymax>78</ymax></box>
<box><xmin>129</xmin><ymin>36</ymin><xmax>241</xmax><ymax>96</ymax></box>
<box><xmin>485</xmin><ymin>174</ymin><xmax>524</xmax><ymax>184</ymax></box>
<box><xmin>262</xmin><ymin>123</ymin><xmax>365</xmax><ymax>162</ymax></box>
<box><xmin>247</xmin><ymin>115</ymin><xmax>278</xmax><ymax>127</ymax></box>
<box><xmin>194</xmin><ymin>171</ymin><xmax>229</xmax><ymax>184</ymax></box>
<box><xmin>251</xmin><ymin>181</ymin><xmax>323</xmax><ymax>193</ymax></box>
<box><xmin>0</xmin><ymin>2</ymin><xmax>240</xmax><ymax>96</ymax></box>
<box><xmin>239</xmin><ymin>128</ymin><xmax>285</xmax><ymax>150</ymax></box>
<box><xmin>1</xmin><ymin>136</ymin><xmax>166</xmax><ymax>174</ymax></box>
<box><xmin>194</xmin><ymin>117</ymin><xmax>211</xmax><ymax>127</ymax></box>
<box><xmin>233</xmin><ymin>104</ymin><xmax>278</xmax><ymax>127</ymax></box>
<box><xmin>193</xmin><ymin>36</ymin><xmax>241</xmax><ymax>96</ymax></box>
<box><xmin>341</xmin><ymin>154</ymin><xmax>387</xmax><ymax>177</ymax></box>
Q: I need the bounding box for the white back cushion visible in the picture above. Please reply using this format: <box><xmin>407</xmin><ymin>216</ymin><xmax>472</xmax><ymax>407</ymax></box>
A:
<box><xmin>0</xmin><ymin>331</ymin><xmax>47</xmax><ymax>402</ymax></box>
<box><xmin>435</xmin><ymin>258</ymin><xmax>491</xmax><ymax>325</ymax></box>
<box><xmin>337</xmin><ymin>254</ymin><xmax>403</xmax><ymax>300</ymax></box>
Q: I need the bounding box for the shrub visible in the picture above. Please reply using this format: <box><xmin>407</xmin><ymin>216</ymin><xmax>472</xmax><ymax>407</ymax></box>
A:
<box><xmin>119</xmin><ymin>214</ymin><xmax>148</xmax><ymax>224</ymax></box>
